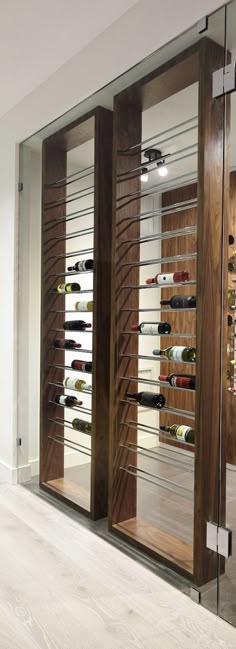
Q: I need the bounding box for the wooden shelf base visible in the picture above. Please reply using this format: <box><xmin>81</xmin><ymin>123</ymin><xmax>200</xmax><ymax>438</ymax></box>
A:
<box><xmin>43</xmin><ymin>478</ymin><xmax>90</xmax><ymax>513</ymax></box>
<box><xmin>113</xmin><ymin>517</ymin><xmax>193</xmax><ymax>576</ymax></box>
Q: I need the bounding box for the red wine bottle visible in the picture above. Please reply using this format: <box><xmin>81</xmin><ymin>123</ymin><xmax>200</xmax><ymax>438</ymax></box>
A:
<box><xmin>53</xmin><ymin>338</ymin><xmax>82</xmax><ymax>350</ymax></box>
<box><xmin>159</xmin><ymin>373</ymin><xmax>196</xmax><ymax>389</ymax></box>
<box><xmin>229</xmin><ymin>234</ymin><xmax>235</xmax><ymax>245</ymax></box>
<box><xmin>55</xmin><ymin>395</ymin><xmax>82</xmax><ymax>407</ymax></box>
<box><xmin>160</xmin><ymin>295</ymin><xmax>196</xmax><ymax>309</ymax></box>
<box><xmin>126</xmin><ymin>391</ymin><xmax>165</xmax><ymax>409</ymax></box>
<box><xmin>146</xmin><ymin>271</ymin><xmax>190</xmax><ymax>285</ymax></box>
<box><xmin>63</xmin><ymin>320</ymin><xmax>92</xmax><ymax>331</ymax></box>
<box><xmin>67</xmin><ymin>259</ymin><xmax>94</xmax><ymax>272</ymax></box>
<box><xmin>71</xmin><ymin>360</ymin><xmax>92</xmax><ymax>372</ymax></box>
<box><xmin>131</xmin><ymin>322</ymin><xmax>171</xmax><ymax>334</ymax></box>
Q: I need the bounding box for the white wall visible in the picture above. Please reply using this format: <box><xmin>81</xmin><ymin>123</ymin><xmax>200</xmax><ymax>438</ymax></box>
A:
<box><xmin>0</xmin><ymin>0</ymin><xmax>225</xmax><ymax>481</ymax></box>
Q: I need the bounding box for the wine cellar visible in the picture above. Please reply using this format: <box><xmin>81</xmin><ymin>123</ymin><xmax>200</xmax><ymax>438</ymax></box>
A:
<box><xmin>109</xmin><ymin>37</ymin><xmax>228</xmax><ymax>587</ymax></box>
<box><xmin>40</xmin><ymin>107</ymin><xmax>113</xmax><ymax>518</ymax></box>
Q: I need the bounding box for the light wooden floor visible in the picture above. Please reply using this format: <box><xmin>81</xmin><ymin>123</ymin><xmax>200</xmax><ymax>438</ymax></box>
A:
<box><xmin>0</xmin><ymin>485</ymin><xmax>236</xmax><ymax>649</ymax></box>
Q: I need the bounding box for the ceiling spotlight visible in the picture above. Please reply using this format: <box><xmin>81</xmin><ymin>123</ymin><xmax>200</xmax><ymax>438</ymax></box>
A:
<box><xmin>157</xmin><ymin>161</ymin><xmax>168</xmax><ymax>177</ymax></box>
<box><xmin>144</xmin><ymin>147</ymin><xmax>168</xmax><ymax>178</ymax></box>
<box><xmin>141</xmin><ymin>166</ymin><xmax>149</xmax><ymax>182</ymax></box>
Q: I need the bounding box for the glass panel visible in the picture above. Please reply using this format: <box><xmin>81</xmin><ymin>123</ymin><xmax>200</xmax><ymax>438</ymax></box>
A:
<box><xmin>218</xmin><ymin>0</ymin><xmax>236</xmax><ymax>627</ymax></box>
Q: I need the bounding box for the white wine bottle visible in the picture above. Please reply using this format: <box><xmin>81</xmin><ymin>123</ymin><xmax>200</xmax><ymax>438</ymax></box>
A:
<box><xmin>153</xmin><ymin>346</ymin><xmax>196</xmax><ymax>362</ymax></box>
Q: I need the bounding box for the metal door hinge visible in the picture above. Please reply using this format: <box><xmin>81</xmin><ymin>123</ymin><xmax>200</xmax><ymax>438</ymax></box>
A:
<box><xmin>212</xmin><ymin>63</ymin><xmax>236</xmax><ymax>98</ymax></box>
<box><xmin>197</xmin><ymin>16</ymin><xmax>208</xmax><ymax>34</ymax></box>
<box><xmin>206</xmin><ymin>522</ymin><xmax>232</xmax><ymax>558</ymax></box>
<box><xmin>18</xmin><ymin>182</ymin><xmax>23</xmax><ymax>192</ymax></box>
<box><xmin>16</xmin><ymin>437</ymin><xmax>22</xmax><ymax>447</ymax></box>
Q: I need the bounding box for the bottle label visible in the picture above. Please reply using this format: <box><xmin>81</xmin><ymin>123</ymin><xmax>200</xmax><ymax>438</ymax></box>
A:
<box><xmin>64</xmin><ymin>378</ymin><xmax>76</xmax><ymax>389</ymax></box>
<box><xmin>58</xmin><ymin>396</ymin><xmax>67</xmax><ymax>405</ymax></box>
<box><xmin>75</xmin><ymin>301</ymin><xmax>93</xmax><ymax>312</ymax></box>
<box><xmin>141</xmin><ymin>323</ymin><xmax>160</xmax><ymax>334</ymax></box>
<box><xmin>157</xmin><ymin>273</ymin><xmax>175</xmax><ymax>285</ymax></box>
<box><xmin>176</xmin><ymin>425</ymin><xmax>191</xmax><ymax>441</ymax></box>
<box><xmin>171</xmin><ymin>376</ymin><xmax>192</xmax><ymax>388</ymax></box>
<box><xmin>57</xmin><ymin>284</ymin><xmax>66</xmax><ymax>293</ymax></box>
<box><xmin>170</xmin><ymin>346</ymin><xmax>186</xmax><ymax>361</ymax></box>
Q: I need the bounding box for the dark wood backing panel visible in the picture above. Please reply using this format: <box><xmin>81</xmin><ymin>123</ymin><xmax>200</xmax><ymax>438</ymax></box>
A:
<box><xmin>160</xmin><ymin>184</ymin><xmax>197</xmax><ymax>450</ymax></box>
<box><xmin>40</xmin><ymin>143</ymin><xmax>66</xmax><ymax>483</ymax></box>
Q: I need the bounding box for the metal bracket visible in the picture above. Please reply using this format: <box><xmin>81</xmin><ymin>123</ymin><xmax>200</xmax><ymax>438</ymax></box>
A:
<box><xmin>16</xmin><ymin>437</ymin><xmax>22</xmax><ymax>447</ymax></box>
<box><xmin>18</xmin><ymin>182</ymin><xmax>23</xmax><ymax>192</ymax></box>
<box><xmin>212</xmin><ymin>63</ymin><xmax>236</xmax><ymax>98</ymax></box>
<box><xmin>197</xmin><ymin>16</ymin><xmax>208</xmax><ymax>34</ymax></box>
<box><xmin>206</xmin><ymin>522</ymin><xmax>232</xmax><ymax>558</ymax></box>
<box><xmin>190</xmin><ymin>587</ymin><xmax>201</xmax><ymax>604</ymax></box>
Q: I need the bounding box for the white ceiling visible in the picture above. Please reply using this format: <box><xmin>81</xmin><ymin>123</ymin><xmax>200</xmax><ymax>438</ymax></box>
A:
<box><xmin>0</xmin><ymin>0</ymin><xmax>138</xmax><ymax>119</ymax></box>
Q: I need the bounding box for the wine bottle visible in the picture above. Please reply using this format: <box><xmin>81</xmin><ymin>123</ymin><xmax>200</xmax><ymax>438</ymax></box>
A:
<box><xmin>63</xmin><ymin>377</ymin><xmax>92</xmax><ymax>391</ymax></box>
<box><xmin>75</xmin><ymin>301</ymin><xmax>93</xmax><ymax>312</ymax></box>
<box><xmin>160</xmin><ymin>295</ymin><xmax>196</xmax><ymax>309</ymax></box>
<box><xmin>160</xmin><ymin>424</ymin><xmax>195</xmax><ymax>443</ymax></box>
<box><xmin>153</xmin><ymin>346</ymin><xmax>196</xmax><ymax>362</ymax></box>
<box><xmin>159</xmin><ymin>373</ymin><xmax>196</xmax><ymax>389</ymax></box>
<box><xmin>63</xmin><ymin>320</ymin><xmax>92</xmax><ymax>331</ymax></box>
<box><xmin>228</xmin><ymin>314</ymin><xmax>236</xmax><ymax>326</ymax></box>
<box><xmin>67</xmin><ymin>259</ymin><xmax>94</xmax><ymax>272</ymax></box>
<box><xmin>229</xmin><ymin>235</ymin><xmax>235</xmax><ymax>245</ymax></box>
<box><xmin>126</xmin><ymin>391</ymin><xmax>165</xmax><ymax>409</ymax></box>
<box><xmin>53</xmin><ymin>338</ymin><xmax>82</xmax><ymax>350</ymax></box>
<box><xmin>146</xmin><ymin>271</ymin><xmax>190</xmax><ymax>285</ymax></box>
<box><xmin>55</xmin><ymin>283</ymin><xmax>81</xmax><ymax>293</ymax></box>
<box><xmin>131</xmin><ymin>322</ymin><xmax>171</xmax><ymax>335</ymax></box>
<box><xmin>72</xmin><ymin>418</ymin><xmax>92</xmax><ymax>434</ymax></box>
<box><xmin>55</xmin><ymin>395</ymin><xmax>82</xmax><ymax>407</ymax></box>
<box><xmin>71</xmin><ymin>360</ymin><xmax>92</xmax><ymax>373</ymax></box>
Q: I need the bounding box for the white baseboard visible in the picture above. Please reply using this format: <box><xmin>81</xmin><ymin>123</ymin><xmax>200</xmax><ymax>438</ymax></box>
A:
<box><xmin>0</xmin><ymin>459</ymin><xmax>31</xmax><ymax>485</ymax></box>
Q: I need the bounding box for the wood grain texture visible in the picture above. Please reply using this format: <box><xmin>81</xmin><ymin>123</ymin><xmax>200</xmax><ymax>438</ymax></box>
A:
<box><xmin>1</xmin><ymin>485</ymin><xmax>236</xmax><ymax>649</ymax></box>
<box><xmin>47</xmin><ymin>113</ymin><xmax>95</xmax><ymax>151</ymax></box>
<box><xmin>114</xmin><ymin>517</ymin><xmax>193</xmax><ymax>575</ymax></box>
<box><xmin>160</xmin><ymin>184</ymin><xmax>197</xmax><ymax>451</ymax></box>
<box><xmin>40</xmin><ymin>108</ymin><xmax>113</xmax><ymax>520</ymax></box>
<box><xmin>91</xmin><ymin>107</ymin><xmax>113</xmax><ymax>519</ymax></box>
<box><xmin>194</xmin><ymin>38</ymin><xmax>226</xmax><ymax>587</ymax></box>
<box><xmin>109</xmin><ymin>87</ymin><xmax>142</xmax><ymax>526</ymax></box>
<box><xmin>40</xmin><ymin>143</ymin><xmax>66</xmax><ymax>484</ymax></box>
<box><xmin>46</xmin><ymin>478</ymin><xmax>90</xmax><ymax>511</ymax></box>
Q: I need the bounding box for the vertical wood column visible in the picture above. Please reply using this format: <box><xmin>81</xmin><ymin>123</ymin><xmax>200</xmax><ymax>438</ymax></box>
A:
<box><xmin>194</xmin><ymin>38</ymin><xmax>226</xmax><ymax>586</ymax></box>
<box><xmin>91</xmin><ymin>107</ymin><xmax>113</xmax><ymax>519</ymax></box>
<box><xmin>109</xmin><ymin>87</ymin><xmax>142</xmax><ymax>525</ymax></box>
<box><xmin>40</xmin><ymin>144</ymin><xmax>66</xmax><ymax>483</ymax></box>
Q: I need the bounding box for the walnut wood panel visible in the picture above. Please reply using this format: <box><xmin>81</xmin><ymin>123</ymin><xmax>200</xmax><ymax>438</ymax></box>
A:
<box><xmin>40</xmin><ymin>144</ymin><xmax>66</xmax><ymax>484</ymax></box>
<box><xmin>114</xmin><ymin>518</ymin><xmax>193</xmax><ymax>576</ymax></box>
<box><xmin>48</xmin><ymin>113</ymin><xmax>95</xmax><ymax>151</ymax></box>
<box><xmin>40</xmin><ymin>107</ymin><xmax>113</xmax><ymax>520</ymax></box>
<box><xmin>91</xmin><ymin>108</ymin><xmax>113</xmax><ymax>519</ymax></box>
<box><xmin>160</xmin><ymin>184</ymin><xmax>197</xmax><ymax>451</ymax></box>
<box><xmin>109</xmin><ymin>87</ymin><xmax>142</xmax><ymax>525</ymax></box>
<box><xmin>225</xmin><ymin>171</ymin><xmax>236</xmax><ymax>464</ymax></box>
<box><xmin>194</xmin><ymin>38</ymin><xmax>226</xmax><ymax>587</ymax></box>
